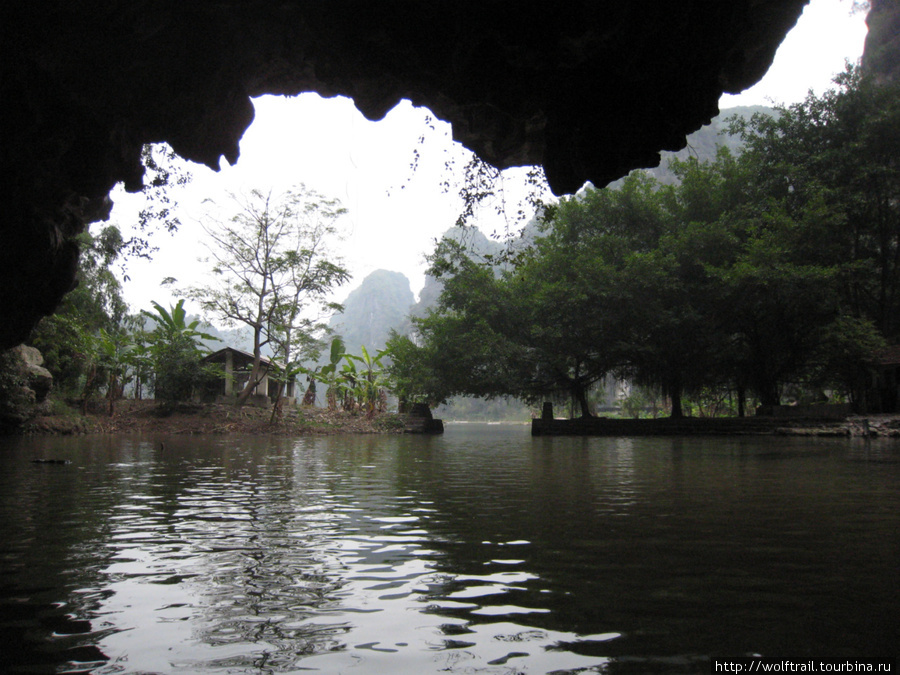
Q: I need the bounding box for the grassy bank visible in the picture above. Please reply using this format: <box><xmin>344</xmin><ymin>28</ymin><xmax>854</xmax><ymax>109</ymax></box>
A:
<box><xmin>18</xmin><ymin>399</ymin><xmax>407</xmax><ymax>436</ymax></box>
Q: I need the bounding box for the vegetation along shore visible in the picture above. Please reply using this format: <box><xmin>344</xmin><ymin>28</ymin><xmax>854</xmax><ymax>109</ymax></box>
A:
<box><xmin>18</xmin><ymin>400</ymin><xmax>408</xmax><ymax>437</ymax></box>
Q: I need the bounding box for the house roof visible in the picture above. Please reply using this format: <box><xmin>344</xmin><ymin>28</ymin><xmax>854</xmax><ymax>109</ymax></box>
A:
<box><xmin>202</xmin><ymin>346</ymin><xmax>272</xmax><ymax>367</ymax></box>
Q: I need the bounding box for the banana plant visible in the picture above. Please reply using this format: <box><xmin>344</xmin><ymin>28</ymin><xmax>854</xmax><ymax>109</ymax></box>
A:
<box><xmin>339</xmin><ymin>356</ymin><xmax>359</xmax><ymax>411</ymax></box>
<box><xmin>141</xmin><ymin>299</ymin><xmax>218</xmax><ymax>345</ymax></box>
<box><xmin>94</xmin><ymin>328</ymin><xmax>134</xmax><ymax>416</ymax></box>
<box><xmin>124</xmin><ymin>340</ymin><xmax>153</xmax><ymax>400</ymax></box>
<box><xmin>318</xmin><ymin>337</ymin><xmax>349</xmax><ymax>410</ymax></box>
<box><xmin>343</xmin><ymin>345</ymin><xmax>391</xmax><ymax>417</ymax></box>
<box><xmin>140</xmin><ymin>299</ymin><xmax>220</xmax><ymax>405</ymax></box>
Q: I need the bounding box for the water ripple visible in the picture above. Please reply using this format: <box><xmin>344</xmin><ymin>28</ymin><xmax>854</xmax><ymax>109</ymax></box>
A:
<box><xmin>1</xmin><ymin>432</ymin><xmax>897</xmax><ymax>673</ymax></box>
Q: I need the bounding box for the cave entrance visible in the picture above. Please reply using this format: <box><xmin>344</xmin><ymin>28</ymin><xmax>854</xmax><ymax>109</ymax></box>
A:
<box><xmin>108</xmin><ymin>93</ymin><xmax>549</xmax><ymax>317</ymax></box>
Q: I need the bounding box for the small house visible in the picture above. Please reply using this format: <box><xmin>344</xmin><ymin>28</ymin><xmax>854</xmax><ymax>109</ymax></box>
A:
<box><xmin>200</xmin><ymin>347</ymin><xmax>295</xmax><ymax>406</ymax></box>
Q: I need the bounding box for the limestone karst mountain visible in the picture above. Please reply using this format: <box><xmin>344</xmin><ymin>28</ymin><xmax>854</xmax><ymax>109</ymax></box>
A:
<box><xmin>329</xmin><ymin>270</ymin><xmax>415</xmax><ymax>355</ymax></box>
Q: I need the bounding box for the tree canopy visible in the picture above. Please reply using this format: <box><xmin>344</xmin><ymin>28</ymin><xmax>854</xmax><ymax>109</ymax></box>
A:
<box><xmin>399</xmin><ymin>65</ymin><xmax>898</xmax><ymax>417</ymax></box>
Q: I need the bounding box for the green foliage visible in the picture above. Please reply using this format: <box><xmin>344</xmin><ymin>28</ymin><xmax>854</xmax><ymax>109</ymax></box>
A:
<box><xmin>0</xmin><ymin>349</ymin><xmax>26</xmax><ymax>399</ymax></box>
<box><xmin>620</xmin><ymin>388</ymin><xmax>650</xmax><ymax>419</ymax></box>
<box><xmin>141</xmin><ymin>300</ymin><xmax>218</xmax><ymax>405</ymax></box>
<box><xmin>405</xmin><ymin>67</ymin><xmax>900</xmax><ymax>416</ymax></box>
<box><xmin>344</xmin><ymin>345</ymin><xmax>391</xmax><ymax>417</ymax></box>
<box><xmin>318</xmin><ymin>336</ymin><xmax>349</xmax><ymax>410</ymax></box>
<box><xmin>151</xmin><ymin>334</ymin><xmax>210</xmax><ymax>405</ymax></box>
<box><xmin>731</xmin><ymin>65</ymin><xmax>900</xmax><ymax>339</ymax></box>
<box><xmin>123</xmin><ymin>143</ymin><xmax>193</xmax><ymax>262</ymax></box>
<box><xmin>17</xmin><ymin>145</ymin><xmax>191</xmax><ymax>410</ymax></box>
<box><xmin>141</xmin><ymin>299</ymin><xmax>218</xmax><ymax>343</ymax></box>
<box><xmin>27</xmin><ymin>224</ymin><xmax>131</xmax><ymax>397</ymax></box>
<box><xmin>0</xmin><ymin>349</ymin><xmax>33</xmax><ymax>429</ymax></box>
<box><xmin>313</xmin><ymin>337</ymin><xmax>393</xmax><ymax>415</ymax></box>
<box><xmin>28</xmin><ymin>314</ymin><xmax>93</xmax><ymax>394</ymax></box>
<box><xmin>383</xmin><ymin>332</ymin><xmax>447</xmax><ymax>408</ymax></box>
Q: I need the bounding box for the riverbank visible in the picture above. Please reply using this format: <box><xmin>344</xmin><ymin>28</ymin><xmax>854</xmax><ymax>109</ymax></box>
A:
<box><xmin>16</xmin><ymin>400</ymin><xmax>900</xmax><ymax>438</ymax></box>
<box><xmin>531</xmin><ymin>413</ymin><xmax>900</xmax><ymax>437</ymax></box>
<box><xmin>17</xmin><ymin>399</ymin><xmax>407</xmax><ymax>436</ymax></box>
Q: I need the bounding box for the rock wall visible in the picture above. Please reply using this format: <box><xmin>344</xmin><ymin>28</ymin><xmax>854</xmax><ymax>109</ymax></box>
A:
<box><xmin>0</xmin><ymin>1</ymin><xmax>818</xmax><ymax>348</ymax></box>
<box><xmin>0</xmin><ymin>346</ymin><xmax>54</xmax><ymax>430</ymax></box>
<box><xmin>864</xmin><ymin>0</ymin><xmax>900</xmax><ymax>83</ymax></box>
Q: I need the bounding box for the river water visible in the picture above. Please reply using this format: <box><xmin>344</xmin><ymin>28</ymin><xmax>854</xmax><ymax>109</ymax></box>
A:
<box><xmin>0</xmin><ymin>425</ymin><xmax>897</xmax><ymax>674</ymax></box>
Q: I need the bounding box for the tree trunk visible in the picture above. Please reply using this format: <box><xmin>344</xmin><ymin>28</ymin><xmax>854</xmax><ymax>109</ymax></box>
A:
<box><xmin>269</xmin><ymin>381</ymin><xmax>284</xmax><ymax>423</ymax></box>
<box><xmin>758</xmin><ymin>386</ymin><xmax>780</xmax><ymax>408</ymax></box>
<box><xmin>573</xmin><ymin>384</ymin><xmax>592</xmax><ymax>418</ymax></box>
<box><xmin>81</xmin><ymin>365</ymin><xmax>97</xmax><ymax>415</ymax></box>
<box><xmin>670</xmin><ymin>387</ymin><xmax>684</xmax><ymax>419</ymax></box>
<box><xmin>737</xmin><ymin>386</ymin><xmax>746</xmax><ymax>418</ymax></box>
<box><xmin>236</xmin><ymin>323</ymin><xmax>268</xmax><ymax>408</ymax></box>
<box><xmin>235</xmin><ymin>359</ymin><xmax>268</xmax><ymax>408</ymax></box>
<box><xmin>107</xmin><ymin>374</ymin><xmax>117</xmax><ymax>417</ymax></box>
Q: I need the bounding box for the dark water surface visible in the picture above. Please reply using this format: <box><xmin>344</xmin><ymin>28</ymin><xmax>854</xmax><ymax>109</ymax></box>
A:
<box><xmin>1</xmin><ymin>425</ymin><xmax>897</xmax><ymax>674</ymax></box>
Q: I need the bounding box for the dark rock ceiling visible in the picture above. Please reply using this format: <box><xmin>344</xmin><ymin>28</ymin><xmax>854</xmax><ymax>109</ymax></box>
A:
<box><xmin>0</xmin><ymin>1</ymin><xmax>818</xmax><ymax>348</ymax></box>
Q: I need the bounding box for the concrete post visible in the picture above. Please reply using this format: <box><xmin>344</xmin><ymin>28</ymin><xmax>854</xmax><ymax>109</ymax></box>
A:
<box><xmin>224</xmin><ymin>350</ymin><xmax>234</xmax><ymax>396</ymax></box>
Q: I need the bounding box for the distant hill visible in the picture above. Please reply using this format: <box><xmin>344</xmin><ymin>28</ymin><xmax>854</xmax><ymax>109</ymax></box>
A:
<box><xmin>408</xmin><ymin>221</ymin><xmax>543</xmax><ymax>321</ymax></box>
<box><xmin>330</xmin><ymin>269</ymin><xmax>415</xmax><ymax>354</ymax></box>
<box><xmin>194</xmin><ymin>321</ymin><xmax>256</xmax><ymax>355</ymax></box>
<box><xmin>611</xmin><ymin>105</ymin><xmax>774</xmax><ymax>187</ymax></box>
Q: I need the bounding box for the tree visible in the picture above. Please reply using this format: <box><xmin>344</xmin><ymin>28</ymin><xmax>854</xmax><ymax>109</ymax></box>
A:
<box><xmin>141</xmin><ymin>300</ymin><xmax>218</xmax><ymax>405</ymax></box>
<box><xmin>383</xmin><ymin>331</ymin><xmax>449</xmax><ymax>411</ymax></box>
<box><xmin>28</xmin><ymin>225</ymin><xmax>131</xmax><ymax>396</ymax></box>
<box><xmin>93</xmin><ymin>329</ymin><xmax>136</xmax><ymax>416</ymax></box>
<box><xmin>730</xmin><ymin>65</ymin><xmax>900</xmax><ymax>342</ymax></box>
<box><xmin>409</xmin><ymin>223</ymin><xmax>620</xmax><ymax>418</ymax></box>
<box><xmin>318</xmin><ymin>336</ymin><xmax>350</xmax><ymax>410</ymax></box>
<box><xmin>120</xmin><ymin>143</ymin><xmax>194</xmax><ymax>263</ymax></box>
<box><xmin>188</xmin><ymin>186</ymin><xmax>350</xmax><ymax>407</ymax></box>
<box><xmin>720</xmin><ymin>66</ymin><xmax>900</xmax><ymax>407</ymax></box>
<box><xmin>409</xmin><ymin>149</ymin><xmax>866</xmax><ymax>416</ymax></box>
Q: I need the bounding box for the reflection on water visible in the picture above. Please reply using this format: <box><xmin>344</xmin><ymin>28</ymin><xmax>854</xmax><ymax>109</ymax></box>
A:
<box><xmin>1</xmin><ymin>427</ymin><xmax>898</xmax><ymax>674</ymax></box>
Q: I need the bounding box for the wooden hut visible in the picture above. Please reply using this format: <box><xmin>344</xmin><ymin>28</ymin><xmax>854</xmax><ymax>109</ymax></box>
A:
<box><xmin>200</xmin><ymin>347</ymin><xmax>294</xmax><ymax>406</ymax></box>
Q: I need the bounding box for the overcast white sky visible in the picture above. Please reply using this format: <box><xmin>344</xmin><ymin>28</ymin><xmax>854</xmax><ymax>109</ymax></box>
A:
<box><xmin>110</xmin><ymin>0</ymin><xmax>869</xmax><ymax>316</ymax></box>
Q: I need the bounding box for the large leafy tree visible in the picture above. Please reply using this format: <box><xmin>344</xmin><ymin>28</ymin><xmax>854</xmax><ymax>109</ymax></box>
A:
<box><xmin>718</xmin><ymin>65</ymin><xmax>900</xmax><ymax>407</ymax></box>
<box><xmin>187</xmin><ymin>186</ymin><xmax>350</xmax><ymax>407</ymax></box>
<box><xmin>731</xmin><ymin>65</ymin><xmax>900</xmax><ymax>342</ymax></box>
<box><xmin>413</xmin><ymin>250</ymin><xmax>532</xmax><ymax>405</ymax></box>
<box><xmin>412</xmin><ymin>185</ymin><xmax>644</xmax><ymax>418</ymax></box>
<box><xmin>658</xmin><ymin>151</ymin><xmax>846</xmax><ymax>409</ymax></box>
